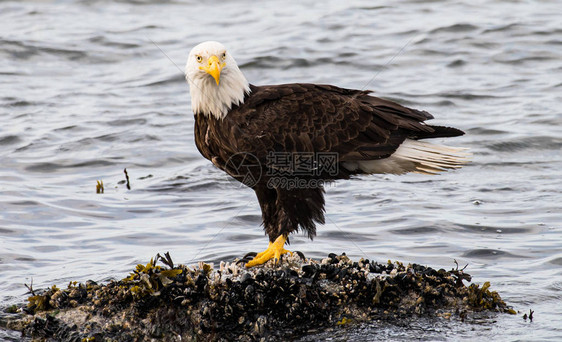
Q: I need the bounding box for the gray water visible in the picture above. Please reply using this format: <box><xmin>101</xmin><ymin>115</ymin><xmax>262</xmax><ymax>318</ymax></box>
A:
<box><xmin>1</xmin><ymin>0</ymin><xmax>561</xmax><ymax>340</ymax></box>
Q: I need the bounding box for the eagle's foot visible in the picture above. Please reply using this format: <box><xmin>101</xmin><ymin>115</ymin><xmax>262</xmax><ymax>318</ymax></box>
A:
<box><xmin>245</xmin><ymin>235</ymin><xmax>291</xmax><ymax>268</ymax></box>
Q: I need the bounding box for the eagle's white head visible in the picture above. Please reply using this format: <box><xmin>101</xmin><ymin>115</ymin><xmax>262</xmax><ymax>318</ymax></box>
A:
<box><xmin>186</xmin><ymin>41</ymin><xmax>250</xmax><ymax>119</ymax></box>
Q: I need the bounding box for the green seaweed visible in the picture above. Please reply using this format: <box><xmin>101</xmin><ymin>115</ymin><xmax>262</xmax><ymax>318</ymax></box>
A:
<box><xmin>96</xmin><ymin>180</ymin><xmax>104</xmax><ymax>194</ymax></box>
<box><xmin>467</xmin><ymin>281</ymin><xmax>506</xmax><ymax>311</ymax></box>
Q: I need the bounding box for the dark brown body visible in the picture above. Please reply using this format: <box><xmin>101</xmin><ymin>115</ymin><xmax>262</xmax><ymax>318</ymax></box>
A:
<box><xmin>194</xmin><ymin>84</ymin><xmax>463</xmax><ymax>242</ymax></box>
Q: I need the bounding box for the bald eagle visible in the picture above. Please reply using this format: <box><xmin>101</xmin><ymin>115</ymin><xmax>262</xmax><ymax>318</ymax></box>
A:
<box><xmin>185</xmin><ymin>41</ymin><xmax>468</xmax><ymax>267</ymax></box>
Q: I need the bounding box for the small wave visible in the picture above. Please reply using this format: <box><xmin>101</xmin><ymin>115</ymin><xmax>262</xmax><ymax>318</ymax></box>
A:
<box><xmin>239</xmin><ymin>56</ymin><xmax>347</xmax><ymax>70</ymax></box>
<box><xmin>0</xmin><ymin>135</ymin><xmax>21</xmax><ymax>146</ymax></box>
<box><xmin>447</xmin><ymin>59</ymin><xmax>466</xmax><ymax>67</ymax></box>
<box><xmin>1</xmin><ymin>39</ymin><xmax>88</xmax><ymax>61</ymax></box>
<box><xmin>414</xmin><ymin>48</ymin><xmax>456</xmax><ymax>56</ymax></box>
<box><xmin>430</xmin><ymin>23</ymin><xmax>478</xmax><ymax>34</ymax></box>
<box><xmin>493</xmin><ymin>54</ymin><xmax>556</xmax><ymax>65</ymax></box>
<box><xmin>355</xmin><ymin>6</ymin><xmax>389</xmax><ymax>11</ymax></box>
<box><xmin>106</xmin><ymin>24</ymin><xmax>162</xmax><ymax>34</ymax></box>
<box><xmin>226</xmin><ymin>234</ymin><xmax>260</xmax><ymax>243</ymax></box>
<box><xmin>139</xmin><ymin>74</ymin><xmax>185</xmax><ymax>87</ymax></box>
<box><xmin>462</xmin><ymin>248</ymin><xmax>526</xmax><ymax>259</ymax></box>
<box><xmin>0</xmin><ymin>228</ymin><xmax>15</xmax><ymax>234</ymax></box>
<box><xmin>531</xmin><ymin>28</ymin><xmax>562</xmax><ymax>36</ymax></box>
<box><xmin>391</xmin><ymin>226</ymin><xmax>438</xmax><ymax>235</ymax></box>
<box><xmin>5</xmin><ymin>99</ymin><xmax>39</xmax><ymax>107</ymax></box>
<box><xmin>24</xmin><ymin>160</ymin><xmax>117</xmax><ymax>173</ymax></box>
<box><xmin>529</xmin><ymin>118</ymin><xmax>562</xmax><ymax>126</ymax></box>
<box><xmin>321</xmin><ymin>230</ymin><xmax>377</xmax><ymax>241</ymax></box>
<box><xmin>88</xmin><ymin>35</ymin><xmax>141</xmax><ymax>49</ymax></box>
<box><xmin>547</xmin><ymin>257</ymin><xmax>562</xmax><ymax>266</ymax></box>
<box><xmin>467</xmin><ymin>127</ymin><xmax>507</xmax><ymax>135</ymax></box>
<box><xmin>239</xmin><ymin>56</ymin><xmax>297</xmax><ymax>69</ymax></box>
<box><xmin>432</xmin><ymin>100</ymin><xmax>456</xmax><ymax>106</ymax></box>
<box><xmin>53</xmin><ymin>125</ymin><xmax>81</xmax><ymax>132</ymax></box>
<box><xmin>435</xmin><ymin>91</ymin><xmax>501</xmax><ymax>100</ymax></box>
<box><xmin>0</xmin><ymin>71</ymin><xmax>24</xmax><ymax>76</ymax></box>
<box><xmin>487</xmin><ymin>136</ymin><xmax>562</xmax><ymax>152</ymax></box>
<box><xmin>145</xmin><ymin>177</ymin><xmax>222</xmax><ymax>193</ymax></box>
<box><xmin>9</xmin><ymin>200</ymin><xmax>39</xmax><ymax>206</ymax></box>
<box><xmin>482</xmin><ymin>23</ymin><xmax>521</xmax><ymax>34</ymax></box>
<box><xmin>457</xmin><ymin>223</ymin><xmax>533</xmax><ymax>234</ymax></box>
<box><xmin>232</xmin><ymin>214</ymin><xmax>262</xmax><ymax>225</ymax></box>
<box><xmin>108</xmin><ymin>118</ymin><xmax>147</xmax><ymax>126</ymax></box>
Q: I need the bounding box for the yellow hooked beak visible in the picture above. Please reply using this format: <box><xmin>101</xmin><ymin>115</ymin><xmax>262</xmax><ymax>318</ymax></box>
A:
<box><xmin>200</xmin><ymin>55</ymin><xmax>225</xmax><ymax>85</ymax></box>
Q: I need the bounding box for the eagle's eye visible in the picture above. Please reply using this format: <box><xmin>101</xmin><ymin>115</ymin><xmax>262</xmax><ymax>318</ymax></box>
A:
<box><xmin>221</xmin><ymin>52</ymin><xmax>226</xmax><ymax>60</ymax></box>
<box><xmin>196</xmin><ymin>55</ymin><xmax>202</xmax><ymax>63</ymax></box>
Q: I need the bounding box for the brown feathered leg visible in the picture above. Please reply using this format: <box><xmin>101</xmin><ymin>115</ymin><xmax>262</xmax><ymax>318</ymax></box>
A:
<box><xmin>245</xmin><ymin>186</ymin><xmax>293</xmax><ymax>267</ymax></box>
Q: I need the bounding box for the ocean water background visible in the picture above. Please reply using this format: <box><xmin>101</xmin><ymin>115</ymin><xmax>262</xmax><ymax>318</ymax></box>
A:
<box><xmin>1</xmin><ymin>0</ymin><xmax>561</xmax><ymax>340</ymax></box>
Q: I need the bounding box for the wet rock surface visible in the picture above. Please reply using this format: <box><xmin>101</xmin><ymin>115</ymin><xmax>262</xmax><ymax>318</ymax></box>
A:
<box><xmin>1</xmin><ymin>253</ymin><xmax>513</xmax><ymax>341</ymax></box>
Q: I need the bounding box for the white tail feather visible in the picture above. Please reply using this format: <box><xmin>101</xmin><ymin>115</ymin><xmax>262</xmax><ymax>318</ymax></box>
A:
<box><xmin>342</xmin><ymin>139</ymin><xmax>470</xmax><ymax>175</ymax></box>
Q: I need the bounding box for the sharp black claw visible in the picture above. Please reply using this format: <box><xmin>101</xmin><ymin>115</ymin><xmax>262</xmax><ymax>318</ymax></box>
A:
<box><xmin>236</xmin><ymin>258</ymin><xmax>249</xmax><ymax>266</ymax></box>
<box><xmin>295</xmin><ymin>251</ymin><xmax>306</xmax><ymax>260</ymax></box>
<box><xmin>236</xmin><ymin>252</ymin><xmax>258</xmax><ymax>265</ymax></box>
<box><xmin>243</xmin><ymin>252</ymin><xmax>257</xmax><ymax>259</ymax></box>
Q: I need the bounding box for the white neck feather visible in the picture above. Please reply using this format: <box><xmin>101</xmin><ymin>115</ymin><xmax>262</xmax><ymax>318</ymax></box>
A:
<box><xmin>187</xmin><ymin>64</ymin><xmax>250</xmax><ymax>120</ymax></box>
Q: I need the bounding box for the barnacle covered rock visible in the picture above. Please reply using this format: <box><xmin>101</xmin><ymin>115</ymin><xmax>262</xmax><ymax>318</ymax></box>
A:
<box><xmin>1</xmin><ymin>253</ymin><xmax>513</xmax><ymax>341</ymax></box>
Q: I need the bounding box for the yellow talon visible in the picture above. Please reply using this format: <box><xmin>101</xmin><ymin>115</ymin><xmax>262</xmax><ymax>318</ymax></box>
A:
<box><xmin>245</xmin><ymin>235</ymin><xmax>292</xmax><ymax>268</ymax></box>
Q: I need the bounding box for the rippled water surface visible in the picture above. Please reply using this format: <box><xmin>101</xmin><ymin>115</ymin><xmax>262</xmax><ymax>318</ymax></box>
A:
<box><xmin>1</xmin><ymin>0</ymin><xmax>561</xmax><ymax>340</ymax></box>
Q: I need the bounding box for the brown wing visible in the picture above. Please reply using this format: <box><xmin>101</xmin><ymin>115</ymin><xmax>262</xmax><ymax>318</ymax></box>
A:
<box><xmin>221</xmin><ymin>83</ymin><xmax>462</xmax><ymax>168</ymax></box>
